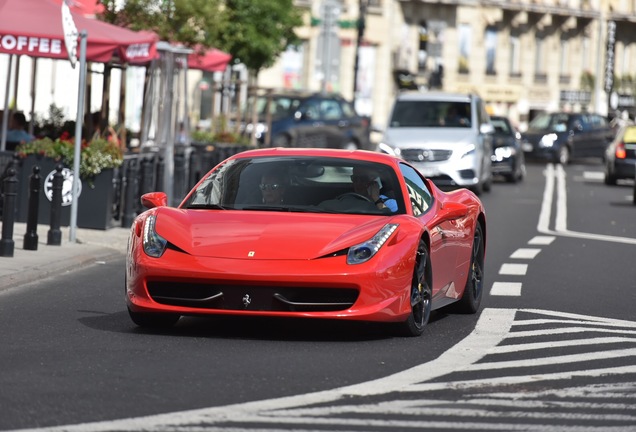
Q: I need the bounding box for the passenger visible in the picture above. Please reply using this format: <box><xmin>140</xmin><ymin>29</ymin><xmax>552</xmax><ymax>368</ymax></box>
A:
<box><xmin>259</xmin><ymin>171</ymin><xmax>286</xmax><ymax>205</ymax></box>
<box><xmin>350</xmin><ymin>166</ymin><xmax>398</xmax><ymax>211</ymax></box>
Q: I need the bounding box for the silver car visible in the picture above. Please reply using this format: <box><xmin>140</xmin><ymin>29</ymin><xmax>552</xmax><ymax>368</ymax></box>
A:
<box><xmin>378</xmin><ymin>91</ymin><xmax>494</xmax><ymax>195</ymax></box>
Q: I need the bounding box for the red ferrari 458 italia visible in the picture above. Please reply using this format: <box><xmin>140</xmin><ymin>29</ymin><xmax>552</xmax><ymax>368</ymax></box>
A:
<box><xmin>126</xmin><ymin>148</ymin><xmax>486</xmax><ymax>336</ymax></box>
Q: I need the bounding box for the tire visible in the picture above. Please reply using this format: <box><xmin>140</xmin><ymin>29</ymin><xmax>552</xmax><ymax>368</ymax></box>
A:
<box><xmin>556</xmin><ymin>145</ymin><xmax>570</xmax><ymax>165</ymax></box>
<box><xmin>455</xmin><ymin>223</ymin><xmax>484</xmax><ymax>314</ymax></box>
<box><xmin>482</xmin><ymin>175</ymin><xmax>492</xmax><ymax>192</ymax></box>
<box><xmin>604</xmin><ymin>165</ymin><xmax>617</xmax><ymax>185</ymax></box>
<box><xmin>128</xmin><ymin>307</ymin><xmax>180</xmax><ymax>328</ymax></box>
<box><xmin>397</xmin><ymin>239</ymin><xmax>432</xmax><ymax>337</ymax></box>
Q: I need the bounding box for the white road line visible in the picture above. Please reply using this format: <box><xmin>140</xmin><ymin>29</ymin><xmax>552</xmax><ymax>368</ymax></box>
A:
<box><xmin>539</xmin><ymin>163</ymin><xmax>636</xmax><ymax>244</ymax></box>
<box><xmin>583</xmin><ymin>171</ymin><xmax>605</xmax><ymax>181</ymax></box>
<box><xmin>528</xmin><ymin>236</ymin><xmax>555</xmax><ymax>245</ymax></box>
<box><xmin>510</xmin><ymin>248</ymin><xmax>541</xmax><ymax>259</ymax></box>
<box><xmin>491</xmin><ymin>337</ymin><xmax>636</xmax><ymax>354</ymax></box>
<box><xmin>490</xmin><ymin>282</ymin><xmax>522</xmax><ymax>296</ymax></box>
<box><xmin>499</xmin><ymin>263</ymin><xmax>528</xmax><ymax>275</ymax></box>
<box><xmin>14</xmin><ymin>309</ymin><xmax>636</xmax><ymax>432</ymax></box>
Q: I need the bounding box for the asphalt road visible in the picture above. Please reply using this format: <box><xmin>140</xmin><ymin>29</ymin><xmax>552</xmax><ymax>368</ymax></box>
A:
<box><xmin>1</xmin><ymin>161</ymin><xmax>635</xmax><ymax>431</ymax></box>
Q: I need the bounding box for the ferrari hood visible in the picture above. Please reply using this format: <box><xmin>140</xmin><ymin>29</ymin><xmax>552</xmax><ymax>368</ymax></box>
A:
<box><xmin>153</xmin><ymin>209</ymin><xmax>392</xmax><ymax>260</ymax></box>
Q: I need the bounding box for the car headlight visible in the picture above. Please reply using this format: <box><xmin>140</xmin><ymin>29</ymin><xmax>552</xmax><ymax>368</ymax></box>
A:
<box><xmin>347</xmin><ymin>224</ymin><xmax>398</xmax><ymax>265</ymax></box>
<box><xmin>540</xmin><ymin>133</ymin><xmax>558</xmax><ymax>148</ymax></box>
<box><xmin>378</xmin><ymin>142</ymin><xmax>400</xmax><ymax>156</ymax></box>
<box><xmin>493</xmin><ymin>146</ymin><xmax>516</xmax><ymax>161</ymax></box>
<box><xmin>143</xmin><ymin>215</ymin><xmax>167</xmax><ymax>258</ymax></box>
<box><xmin>459</xmin><ymin>143</ymin><xmax>476</xmax><ymax>159</ymax></box>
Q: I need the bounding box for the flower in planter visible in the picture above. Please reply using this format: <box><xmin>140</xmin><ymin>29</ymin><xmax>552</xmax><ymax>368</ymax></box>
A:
<box><xmin>15</xmin><ymin>133</ymin><xmax>124</xmax><ymax>181</ymax></box>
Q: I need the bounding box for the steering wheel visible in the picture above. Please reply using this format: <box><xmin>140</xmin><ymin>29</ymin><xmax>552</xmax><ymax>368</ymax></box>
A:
<box><xmin>336</xmin><ymin>192</ymin><xmax>373</xmax><ymax>203</ymax></box>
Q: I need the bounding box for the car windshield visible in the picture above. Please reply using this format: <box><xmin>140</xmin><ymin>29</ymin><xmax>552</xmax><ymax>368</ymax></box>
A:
<box><xmin>250</xmin><ymin>96</ymin><xmax>302</xmax><ymax>120</ymax></box>
<box><xmin>389</xmin><ymin>101</ymin><xmax>472</xmax><ymax>128</ymax></box>
<box><xmin>182</xmin><ymin>156</ymin><xmax>406</xmax><ymax>215</ymax></box>
<box><xmin>528</xmin><ymin>113</ymin><xmax>570</xmax><ymax>133</ymax></box>
<box><xmin>491</xmin><ymin>117</ymin><xmax>512</xmax><ymax>135</ymax></box>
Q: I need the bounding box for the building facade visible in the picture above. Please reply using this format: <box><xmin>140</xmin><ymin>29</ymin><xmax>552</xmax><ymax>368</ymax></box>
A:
<box><xmin>256</xmin><ymin>0</ymin><xmax>636</xmax><ymax>131</ymax></box>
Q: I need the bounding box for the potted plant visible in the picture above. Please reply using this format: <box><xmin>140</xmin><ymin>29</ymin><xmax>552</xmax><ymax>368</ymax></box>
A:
<box><xmin>14</xmin><ymin>134</ymin><xmax>124</xmax><ymax>230</ymax></box>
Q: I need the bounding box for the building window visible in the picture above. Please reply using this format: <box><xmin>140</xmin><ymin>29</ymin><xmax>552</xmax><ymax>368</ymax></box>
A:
<box><xmin>485</xmin><ymin>27</ymin><xmax>497</xmax><ymax>75</ymax></box>
<box><xmin>559</xmin><ymin>37</ymin><xmax>570</xmax><ymax>84</ymax></box>
<box><xmin>534</xmin><ymin>36</ymin><xmax>547</xmax><ymax>83</ymax></box>
<box><xmin>458</xmin><ymin>24</ymin><xmax>471</xmax><ymax>74</ymax></box>
<box><xmin>509</xmin><ymin>34</ymin><xmax>520</xmax><ymax>77</ymax></box>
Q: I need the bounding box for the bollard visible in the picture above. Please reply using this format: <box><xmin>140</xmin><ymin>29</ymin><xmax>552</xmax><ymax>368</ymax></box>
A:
<box><xmin>47</xmin><ymin>164</ymin><xmax>63</xmax><ymax>246</ymax></box>
<box><xmin>0</xmin><ymin>167</ymin><xmax>18</xmax><ymax>257</ymax></box>
<box><xmin>122</xmin><ymin>158</ymin><xmax>139</xmax><ymax>227</ymax></box>
<box><xmin>23</xmin><ymin>165</ymin><xmax>41</xmax><ymax>250</ymax></box>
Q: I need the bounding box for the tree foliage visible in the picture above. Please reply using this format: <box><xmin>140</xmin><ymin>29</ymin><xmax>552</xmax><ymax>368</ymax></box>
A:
<box><xmin>100</xmin><ymin>0</ymin><xmax>225</xmax><ymax>48</ymax></box>
<box><xmin>98</xmin><ymin>0</ymin><xmax>303</xmax><ymax>79</ymax></box>
<box><xmin>217</xmin><ymin>0</ymin><xmax>303</xmax><ymax>79</ymax></box>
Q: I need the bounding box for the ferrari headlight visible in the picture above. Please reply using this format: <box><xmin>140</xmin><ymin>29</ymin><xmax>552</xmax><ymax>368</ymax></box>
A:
<box><xmin>143</xmin><ymin>215</ymin><xmax>167</xmax><ymax>258</ymax></box>
<box><xmin>347</xmin><ymin>223</ymin><xmax>398</xmax><ymax>265</ymax></box>
<box><xmin>540</xmin><ymin>133</ymin><xmax>558</xmax><ymax>148</ymax></box>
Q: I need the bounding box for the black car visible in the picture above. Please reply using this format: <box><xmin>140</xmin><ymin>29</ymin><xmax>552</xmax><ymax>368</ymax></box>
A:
<box><xmin>521</xmin><ymin>112</ymin><xmax>614</xmax><ymax>164</ymax></box>
<box><xmin>243</xmin><ymin>90</ymin><xmax>371</xmax><ymax>150</ymax></box>
<box><xmin>490</xmin><ymin>115</ymin><xmax>526</xmax><ymax>183</ymax></box>
<box><xmin>604</xmin><ymin>123</ymin><xmax>636</xmax><ymax>185</ymax></box>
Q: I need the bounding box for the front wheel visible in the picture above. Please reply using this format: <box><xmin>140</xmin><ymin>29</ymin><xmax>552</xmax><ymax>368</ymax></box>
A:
<box><xmin>455</xmin><ymin>223</ymin><xmax>484</xmax><ymax>314</ymax></box>
<box><xmin>397</xmin><ymin>239</ymin><xmax>432</xmax><ymax>337</ymax></box>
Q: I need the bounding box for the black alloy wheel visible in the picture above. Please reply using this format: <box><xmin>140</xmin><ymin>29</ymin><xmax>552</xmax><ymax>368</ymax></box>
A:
<box><xmin>456</xmin><ymin>223</ymin><xmax>484</xmax><ymax>314</ymax></box>
<box><xmin>398</xmin><ymin>239</ymin><xmax>432</xmax><ymax>337</ymax></box>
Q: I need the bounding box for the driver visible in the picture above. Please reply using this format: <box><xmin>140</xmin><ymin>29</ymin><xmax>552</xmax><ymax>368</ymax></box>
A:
<box><xmin>351</xmin><ymin>166</ymin><xmax>398</xmax><ymax>212</ymax></box>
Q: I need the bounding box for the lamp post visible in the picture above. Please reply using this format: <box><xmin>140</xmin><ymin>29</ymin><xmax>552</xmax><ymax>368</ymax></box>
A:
<box><xmin>352</xmin><ymin>0</ymin><xmax>368</xmax><ymax>107</ymax></box>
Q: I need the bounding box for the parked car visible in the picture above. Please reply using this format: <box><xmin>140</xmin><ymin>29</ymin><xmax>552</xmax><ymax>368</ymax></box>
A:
<box><xmin>521</xmin><ymin>112</ymin><xmax>614</xmax><ymax>164</ymax></box>
<box><xmin>242</xmin><ymin>90</ymin><xmax>371</xmax><ymax>150</ymax></box>
<box><xmin>604</xmin><ymin>123</ymin><xmax>636</xmax><ymax>185</ymax></box>
<box><xmin>489</xmin><ymin>115</ymin><xmax>526</xmax><ymax>183</ymax></box>
<box><xmin>126</xmin><ymin>148</ymin><xmax>486</xmax><ymax>337</ymax></box>
<box><xmin>378</xmin><ymin>91</ymin><xmax>494</xmax><ymax>195</ymax></box>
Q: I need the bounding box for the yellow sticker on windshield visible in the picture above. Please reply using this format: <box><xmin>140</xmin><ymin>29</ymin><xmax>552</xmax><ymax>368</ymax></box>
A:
<box><xmin>624</xmin><ymin>126</ymin><xmax>636</xmax><ymax>143</ymax></box>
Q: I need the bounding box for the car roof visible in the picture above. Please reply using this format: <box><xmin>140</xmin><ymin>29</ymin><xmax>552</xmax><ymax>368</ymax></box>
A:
<box><xmin>395</xmin><ymin>91</ymin><xmax>476</xmax><ymax>102</ymax></box>
<box><xmin>229</xmin><ymin>147</ymin><xmax>401</xmax><ymax>165</ymax></box>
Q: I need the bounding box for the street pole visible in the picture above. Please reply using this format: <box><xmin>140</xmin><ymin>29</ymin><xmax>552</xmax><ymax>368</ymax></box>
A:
<box><xmin>352</xmin><ymin>0</ymin><xmax>367</xmax><ymax>106</ymax></box>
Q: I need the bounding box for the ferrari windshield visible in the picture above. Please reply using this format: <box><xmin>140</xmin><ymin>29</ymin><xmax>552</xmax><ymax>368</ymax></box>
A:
<box><xmin>182</xmin><ymin>156</ymin><xmax>406</xmax><ymax>215</ymax></box>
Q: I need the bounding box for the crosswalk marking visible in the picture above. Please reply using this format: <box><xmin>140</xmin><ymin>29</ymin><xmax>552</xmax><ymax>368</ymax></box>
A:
<box><xmin>510</xmin><ymin>248</ymin><xmax>541</xmax><ymax>259</ymax></box>
<box><xmin>528</xmin><ymin>235</ymin><xmax>555</xmax><ymax>245</ymax></box>
<box><xmin>499</xmin><ymin>263</ymin><xmax>528</xmax><ymax>275</ymax></box>
<box><xmin>490</xmin><ymin>281</ymin><xmax>522</xmax><ymax>296</ymax></box>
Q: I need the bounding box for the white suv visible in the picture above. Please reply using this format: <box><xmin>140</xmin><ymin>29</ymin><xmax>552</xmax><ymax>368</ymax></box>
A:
<box><xmin>379</xmin><ymin>91</ymin><xmax>494</xmax><ymax>195</ymax></box>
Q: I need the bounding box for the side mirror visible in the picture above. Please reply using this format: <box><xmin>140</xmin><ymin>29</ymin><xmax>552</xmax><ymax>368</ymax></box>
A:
<box><xmin>141</xmin><ymin>192</ymin><xmax>168</xmax><ymax>209</ymax></box>
<box><xmin>439</xmin><ymin>201</ymin><xmax>469</xmax><ymax>220</ymax></box>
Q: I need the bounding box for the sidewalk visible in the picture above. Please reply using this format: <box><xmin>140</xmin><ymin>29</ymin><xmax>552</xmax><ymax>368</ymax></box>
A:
<box><xmin>0</xmin><ymin>222</ymin><xmax>130</xmax><ymax>291</ymax></box>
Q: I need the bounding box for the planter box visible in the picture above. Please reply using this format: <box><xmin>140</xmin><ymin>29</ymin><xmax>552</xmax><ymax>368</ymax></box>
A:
<box><xmin>16</xmin><ymin>155</ymin><xmax>117</xmax><ymax>230</ymax></box>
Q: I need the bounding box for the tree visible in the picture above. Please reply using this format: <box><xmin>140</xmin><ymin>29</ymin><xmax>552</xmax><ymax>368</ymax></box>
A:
<box><xmin>100</xmin><ymin>0</ymin><xmax>225</xmax><ymax>48</ymax></box>
<box><xmin>217</xmin><ymin>0</ymin><xmax>303</xmax><ymax>84</ymax></box>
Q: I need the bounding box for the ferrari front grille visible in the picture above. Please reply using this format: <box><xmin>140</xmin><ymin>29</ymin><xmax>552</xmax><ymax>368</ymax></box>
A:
<box><xmin>147</xmin><ymin>282</ymin><xmax>358</xmax><ymax>312</ymax></box>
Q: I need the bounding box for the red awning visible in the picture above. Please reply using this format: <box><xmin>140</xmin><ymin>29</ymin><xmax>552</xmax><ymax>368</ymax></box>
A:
<box><xmin>187</xmin><ymin>45</ymin><xmax>232</xmax><ymax>72</ymax></box>
<box><xmin>0</xmin><ymin>0</ymin><xmax>158</xmax><ymax>64</ymax></box>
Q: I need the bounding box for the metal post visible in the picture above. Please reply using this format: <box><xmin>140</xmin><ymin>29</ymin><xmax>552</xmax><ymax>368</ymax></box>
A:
<box><xmin>23</xmin><ymin>166</ymin><xmax>41</xmax><ymax>251</ymax></box>
<box><xmin>122</xmin><ymin>158</ymin><xmax>139</xmax><ymax>227</ymax></box>
<box><xmin>352</xmin><ymin>0</ymin><xmax>367</xmax><ymax>106</ymax></box>
<box><xmin>0</xmin><ymin>167</ymin><xmax>17</xmax><ymax>257</ymax></box>
<box><xmin>47</xmin><ymin>164</ymin><xmax>63</xmax><ymax>246</ymax></box>
<box><xmin>70</xmin><ymin>30</ymin><xmax>88</xmax><ymax>243</ymax></box>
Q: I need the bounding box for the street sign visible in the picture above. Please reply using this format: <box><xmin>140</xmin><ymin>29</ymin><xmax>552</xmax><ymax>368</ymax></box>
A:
<box><xmin>61</xmin><ymin>0</ymin><xmax>78</xmax><ymax>68</ymax></box>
